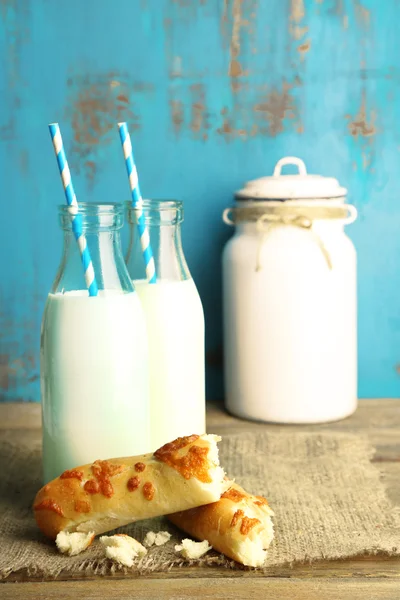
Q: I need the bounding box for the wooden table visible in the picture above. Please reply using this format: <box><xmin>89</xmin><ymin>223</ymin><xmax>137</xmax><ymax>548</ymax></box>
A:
<box><xmin>1</xmin><ymin>400</ymin><xmax>400</xmax><ymax>599</ymax></box>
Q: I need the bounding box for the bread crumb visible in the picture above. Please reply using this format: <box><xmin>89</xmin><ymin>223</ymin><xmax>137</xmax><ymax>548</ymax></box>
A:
<box><xmin>56</xmin><ymin>531</ymin><xmax>95</xmax><ymax>556</ymax></box>
<box><xmin>100</xmin><ymin>534</ymin><xmax>147</xmax><ymax>567</ymax></box>
<box><xmin>143</xmin><ymin>531</ymin><xmax>171</xmax><ymax>547</ymax></box>
<box><xmin>144</xmin><ymin>531</ymin><xmax>156</xmax><ymax>547</ymax></box>
<box><xmin>175</xmin><ymin>539</ymin><xmax>211</xmax><ymax>559</ymax></box>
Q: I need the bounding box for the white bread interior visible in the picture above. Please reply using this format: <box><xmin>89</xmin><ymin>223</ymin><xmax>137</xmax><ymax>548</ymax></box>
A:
<box><xmin>100</xmin><ymin>534</ymin><xmax>147</xmax><ymax>567</ymax></box>
<box><xmin>175</xmin><ymin>538</ymin><xmax>212</xmax><ymax>559</ymax></box>
<box><xmin>55</xmin><ymin>531</ymin><xmax>95</xmax><ymax>556</ymax></box>
<box><xmin>143</xmin><ymin>530</ymin><xmax>171</xmax><ymax>547</ymax></box>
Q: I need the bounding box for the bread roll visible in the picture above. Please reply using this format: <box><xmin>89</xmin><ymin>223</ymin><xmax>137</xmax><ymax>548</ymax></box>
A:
<box><xmin>34</xmin><ymin>434</ymin><xmax>226</xmax><ymax>540</ymax></box>
<box><xmin>168</xmin><ymin>482</ymin><xmax>274</xmax><ymax>567</ymax></box>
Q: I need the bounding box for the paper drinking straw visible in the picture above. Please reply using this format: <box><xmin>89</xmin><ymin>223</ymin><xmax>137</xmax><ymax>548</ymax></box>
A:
<box><xmin>49</xmin><ymin>123</ymin><xmax>98</xmax><ymax>296</ymax></box>
<box><xmin>118</xmin><ymin>122</ymin><xmax>156</xmax><ymax>283</ymax></box>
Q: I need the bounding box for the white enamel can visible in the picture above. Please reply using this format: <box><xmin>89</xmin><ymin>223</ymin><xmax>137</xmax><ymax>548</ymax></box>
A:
<box><xmin>222</xmin><ymin>157</ymin><xmax>358</xmax><ymax>424</ymax></box>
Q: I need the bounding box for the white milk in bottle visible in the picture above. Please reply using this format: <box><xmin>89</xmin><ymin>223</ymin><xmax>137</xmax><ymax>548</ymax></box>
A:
<box><xmin>41</xmin><ymin>203</ymin><xmax>150</xmax><ymax>482</ymax></box>
<box><xmin>126</xmin><ymin>201</ymin><xmax>205</xmax><ymax>448</ymax></box>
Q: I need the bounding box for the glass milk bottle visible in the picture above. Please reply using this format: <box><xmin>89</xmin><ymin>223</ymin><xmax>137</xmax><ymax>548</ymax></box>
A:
<box><xmin>222</xmin><ymin>157</ymin><xmax>358</xmax><ymax>424</ymax></box>
<box><xmin>126</xmin><ymin>200</ymin><xmax>205</xmax><ymax>448</ymax></box>
<box><xmin>41</xmin><ymin>203</ymin><xmax>150</xmax><ymax>483</ymax></box>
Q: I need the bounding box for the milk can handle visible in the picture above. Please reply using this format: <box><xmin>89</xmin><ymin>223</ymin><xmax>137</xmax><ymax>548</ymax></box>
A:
<box><xmin>273</xmin><ymin>157</ymin><xmax>307</xmax><ymax>177</ymax></box>
<box><xmin>223</xmin><ymin>208</ymin><xmax>235</xmax><ymax>226</ymax></box>
<box><xmin>343</xmin><ymin>205</ymin><xmax>358</xmax><ymax>224</ymax></box>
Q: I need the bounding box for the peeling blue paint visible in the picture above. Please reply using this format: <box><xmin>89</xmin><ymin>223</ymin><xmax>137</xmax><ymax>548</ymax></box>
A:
<box><xmin>1</xmin><ymin>0</ymin><xmax>400</xmax><ymax>401</ymax></box>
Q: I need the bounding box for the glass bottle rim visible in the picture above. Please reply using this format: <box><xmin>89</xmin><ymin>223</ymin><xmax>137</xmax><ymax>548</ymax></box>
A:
<box><xmin>126</xmin><ymin>199</ymin><xmax>183</xmax><ymax>210</ymax></box>
<box><xmin>126</xmin><ymin>199</ymin><xmax>184</xmax><ymax>225</ymax></box>
<box><xmin>59</xmin><ymin>202</ymin><xmax>125</xmax><ymax>232</ymax></box>
<box><xmin>58</xmin><ymin>202</ymin><xmax>123</xmax><ymax>216</ymax></box>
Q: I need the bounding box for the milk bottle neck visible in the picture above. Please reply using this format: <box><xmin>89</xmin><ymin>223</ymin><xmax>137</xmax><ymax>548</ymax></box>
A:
<box><xmin>126</xmin><ymin>200</ymin><xmax>191</xmax><ymax>282</ymax></box>
<box><xmin>53</xmin><ymin>203</ymin><xmax>134</xmax><ymax>294</ymax></box>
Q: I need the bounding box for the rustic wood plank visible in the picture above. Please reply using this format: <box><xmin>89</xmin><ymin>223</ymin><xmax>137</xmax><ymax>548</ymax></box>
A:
<box><xmin>206</xmin><ymin>399</ymin><xmax>400</xmax><ymax>430</ymax></box>
<box><xmin>4</xmin><ymin>554</ymin><xmax>400</xmax><ymax>583</ymax></box>
<box><xmin>0</xmin><ymin>403</ymin><xmax>41</xmax><ymax>429</ymax></box>
<box><xmin>2</xmin><ymin>577</ymin><xmax>400</xmax><ymax>600</ymax></box>
<box><xmin>2</xmin><ymin>399</ymin><xmax>400</xmax><ymax>433</ymax></box>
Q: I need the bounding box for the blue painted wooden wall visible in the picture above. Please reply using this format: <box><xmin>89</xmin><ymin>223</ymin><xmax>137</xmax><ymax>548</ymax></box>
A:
<box><xmin>1</xmin><ymin>0</ymin><xmax>400</xmax><ymax>402</ymax></box>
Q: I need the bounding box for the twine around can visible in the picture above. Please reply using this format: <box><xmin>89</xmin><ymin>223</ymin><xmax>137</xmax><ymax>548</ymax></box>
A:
<box><xmin>223</xmin><ymin>204</ymin><xmax>357</xmax><ymax>272</ymax></box>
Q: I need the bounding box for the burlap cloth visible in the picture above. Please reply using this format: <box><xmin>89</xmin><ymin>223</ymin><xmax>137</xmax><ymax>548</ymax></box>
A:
<box><xmin>1</xmin><ymin>430</ymin><xmax>399</xmax><ymax>579</ymax></box>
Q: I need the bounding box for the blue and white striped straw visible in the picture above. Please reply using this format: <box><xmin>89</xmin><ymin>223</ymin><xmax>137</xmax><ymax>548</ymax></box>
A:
<box><xmin>118</xmin><ymin>122</ymin><xmax>156</xmax><ymax>284</ymax></box>
<box><xmin>49</xmin><ymin>123</ymin><xmax>98</xmax><ymax>296</ymax></box>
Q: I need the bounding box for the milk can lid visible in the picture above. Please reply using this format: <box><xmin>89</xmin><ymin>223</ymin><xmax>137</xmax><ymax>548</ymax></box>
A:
<box><xmin>235</xmin><ymin>157</ymin><xmax>348</xmax><ymax>201</ymax></box>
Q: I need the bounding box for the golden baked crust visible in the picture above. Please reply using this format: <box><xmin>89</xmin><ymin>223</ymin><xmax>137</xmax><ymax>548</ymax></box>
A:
<box><xmin>168</xmin><ymin>482</ymin><xmax>274</xmax><ymax>567</ymax></box>
<box><xmin>34</xmin><ymin>434</ymin><xmax>226</xmax><ymax>540</ymax></box>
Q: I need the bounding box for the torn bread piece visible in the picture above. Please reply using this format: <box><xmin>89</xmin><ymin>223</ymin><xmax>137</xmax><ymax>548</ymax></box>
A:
<box><xmin>168</xmin><ymin>482</ymin><xmax>274</xmax><ymax>567</ymax></box>
<box><xmin>33</xmin><ymin>434</ymin><xmax>228</xmax><ymax>540</ymax></box>
<box><xmin>100</xmin><ymin>534</ymin><xmax>147</xmax><ymax>567</ymax></box>
<box><xmin>143</xmin><ymin>530</ymin><xmax>171</xmax><ymax>547</ymax></box>
<box><xmin>56</xmin><ymin>531</ymin><xmax>95</xmax><ymax>556</ymax></box>
<box><xmin>175</xmin><ymin>539</ymin><xmax>211</xmax><ymax>559</ymax></box>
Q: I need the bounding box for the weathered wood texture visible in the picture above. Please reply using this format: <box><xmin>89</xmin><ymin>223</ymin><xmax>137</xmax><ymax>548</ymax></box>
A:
<box><xmin>1</xmin><ymin>400</ymin><xmax>399</xmax><ymax>598</ymax></box>
<box><xmin>1</xmin><ymin>0</ymin><xmax>400</xmax><ymax>402</ymax></box>
<box><xmin>2</xmin><ymin>578</ymin><xmax>400</xmax><ymax>600</ymax></box>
